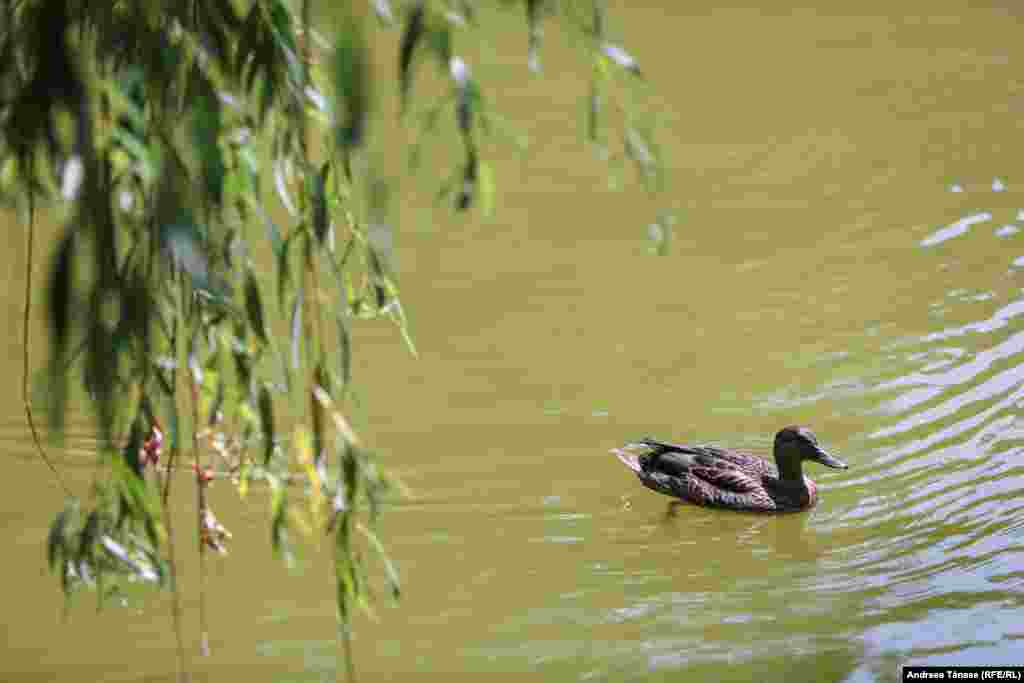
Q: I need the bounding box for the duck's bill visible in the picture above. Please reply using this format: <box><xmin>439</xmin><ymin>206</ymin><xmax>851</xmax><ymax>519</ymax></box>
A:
<box><xmin>812</xmin><ymin>446</ymin><xmax>848</xmax><ymax>469</ymax></box>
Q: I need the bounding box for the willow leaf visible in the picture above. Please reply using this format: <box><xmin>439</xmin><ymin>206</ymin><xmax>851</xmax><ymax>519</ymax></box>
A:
<box><xmin>259</xmin><ymin>384</ymin><xmax>275</xmax><ymax>466</ymax></box>
<box><xmin>357</xmin><ymin>522</ymin><xmax>400</xmax><ymax>600</ymax></box>
<box><xmin>399</xmin><ymin>2</ymin><xmax>425</xmax><ymax>107</ymax></box>
<box><xmin>244</xmin><ymin>269</ymin><xmax>269</xmax><ymax>345</ymax></box>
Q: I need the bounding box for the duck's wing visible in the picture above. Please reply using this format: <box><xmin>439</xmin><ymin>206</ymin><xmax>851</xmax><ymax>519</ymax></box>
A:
<box><xmin>638</xmin><ymin>464</ymin><xmax>774</xmax><ymax>509</ymax></box>
<box><xmin>688</xmin><ymin>464</ymin><xmax>763</xmax><ymax>493</ymax></box>
<box><xmin>612</xmin><ymin>439</ymin><xmax>707</xmax><ymax>474</ymax></box>
<box><xmin>612</xmin><ymin>441</ymin><xmax>771</xmax><ymax>475</ymax></box>
<box><xmin>636</xmin><ymin>469</ymin><xmax>692</xmax><ymax>499</ymax></box>
<box><xmin>696</xmin><ymin>445</ymin><xmax>778</xmax><ymax>478</ymax></box>
<box><xmin>686</xmin><ymin>469</ymin><xmax>777</xmax><ymax>510</ymax></box>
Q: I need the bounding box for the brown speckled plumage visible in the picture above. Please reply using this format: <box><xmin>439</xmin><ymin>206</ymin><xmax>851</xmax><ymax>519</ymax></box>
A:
<box><xmin>612</xmin><ymin>427</ymin><xmax>847</xmax><ymax>513</ymax></box>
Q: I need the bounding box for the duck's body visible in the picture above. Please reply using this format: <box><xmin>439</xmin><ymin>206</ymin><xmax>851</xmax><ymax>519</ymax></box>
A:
<box><xmin>612</xmin><ymin>426</ymin><xmax>847</xmax><ymax>512</ymax></box>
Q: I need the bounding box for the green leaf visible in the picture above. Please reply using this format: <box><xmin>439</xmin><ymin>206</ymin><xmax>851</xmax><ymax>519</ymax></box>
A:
<box><xmin>426</xmin><ymin>22</ymin><xmax>452</xmax><ymax>70</ymax></box>
<box><xmin>311</xmin><ymin>162</ymin><xmax>330</xmax><ymax>242</ymax></box>
<box><xmin>118</xmin><ymin>268</ymin><xmax>153</xmax><ymax>357</ymax></box>
<box><xmin>276</xmin><ymin>229</ymin><xmax>296</xmax><ymax>312</ymax></box>
<box><xmin>47</xmin><ymin>228</ymin><xmax>73</xmax><ymax>438</ymax></box>
<box><xmin>601</xmin><ymin>44</ymin><xmax>642</xmax><ymax>77</ymax></box>
<box><xmin>587</xmin><ymin>82</ymin><xmax>602</xmax><ymax>144</ymax></box>
<box><xmin>259</xmin><ymin>384</ymin><xmax>275</xmax><ymax>466</ymax></box>
<box><xmin>372</xmin><ymin>0</ymin><xmax>396</xmax><ymax>24</ymax></box>
<box><xmin>209</xmin><ymin>371</ymin><xmax>226</xmax><ymax>426</ymax></box>
<box><xmin>273</xmin><ymin>160</ymin><xmax>297</xmax><ymax>216</ymax></box>
<box><xmin>336</xmin><ymin>315</ymin><xmax>351</xmax><ymax>394</ymax></box>
<box><xmin>399</xmin><ymin>2</ymin><xmax>425</xmax><ymax>108</ymax></box>
<box><xmin>624</xmin><ymin>125</ymin><xmax>662</xmax><ymax>191</ymax></box>
<box><xmin>290</xmin><ymin>287</ymin><xmax>303</xmax><ymax>370</ymax></box>
<box><xmin>343</xmin><ymin>448</ymin><xmax>360</xmax><ymax>511</ymax></box>
<box><xmin>270</xmin><ymin>478</ymin><xmax>292</xmax><ymax>565</ymax></box>
<box><xmin>232</xmin><ymin>327</ymin><xmax>253</xmax><ymax>388</ymax></box>
<box><xmin>47</xmin><ymin>507</ymin><xmax>71</xmax><ymax>570</ymax></box>
<box><xmin>451</xmin><ymin>57</ymin><xmax>473</xmax><ymax>135</ymax></box>
<box><xmin>455</xmin><ymin>147</ymin><xmax>477</xmax><ymax>211</ymax></box>
<box><xmin>334</xmin><ymin>531</ymin><xmax>354</xmax><ymax>620</ymax></box>
<box><xmin>592</xmin><ymin>1</ymin><xmax>606</xmax><ymax>39</ymax></box>
<box><xmin>110</xmin><ymin>127</ymin><xmax>156</xmax><ymax>183</ymax></box>
<box><xmin>333</xmin><ymin>19</ymin><xmax>370</xmax><ymax>149</ymax></box>
<box><xmin>239</xmin><ymin>144</ymin><xmax>261</xmax><ymax>195</ymax></box>
<box><xmin>100</xmin><ymin>535</ymin><xmax>159</xmax><ymax>583</ymax></box>
<box><xmin>526</xmin><ymin>0</ymin><xmax>543</xmax><ymax>72</ymax></box>
<box><xmin>122</xmin><ymin>417</ymin><xmax>144</xmax><ymax>478</ymax></box>
<box><xmin>244</xmin><ymin>269</ymin><xmax>268</xmax><ymax>345</ymax></box>
<box><xmin>261</xmin><ymin>206</ymin><xmax>283</xmax><ymax>256</ymax></box>
<box><xmin>189</xmin><ymin>72</ymin><xmax>225</xmax><ymax>205</ymax></box>
<box><xmin>357</xmin><ymin>522</ymin><xmax>401</xmax><ymax>600</ymax></box>
<box><xmin>648</xmin><ymin>210</ymin><xmax>675</xmax><ymax>256</ymax></box>
<box><xmin>77</xmin><ymin>511</ymin><xmax>101</xmax><ymax>570</ymax></box>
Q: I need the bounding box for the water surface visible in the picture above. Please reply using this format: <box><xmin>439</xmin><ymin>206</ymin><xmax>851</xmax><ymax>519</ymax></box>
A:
<box><xmin>2</xmin><ymin>2</ymin><xmax>1023</xmax><ymax>681</ymax></box>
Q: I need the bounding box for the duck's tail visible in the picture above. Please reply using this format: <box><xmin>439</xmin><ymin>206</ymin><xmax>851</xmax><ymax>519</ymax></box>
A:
<box><xmin>610</xmin><ymin>439</ymin><xmax>662</xmax><ymax>473</ymax></box>
<box><xmin>611</xmin><ymin>448</ymin><xmax>642</xmax><ymax>473</ymax></box>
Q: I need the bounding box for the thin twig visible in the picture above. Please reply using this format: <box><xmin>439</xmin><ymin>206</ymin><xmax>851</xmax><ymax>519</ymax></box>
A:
<box><xmin>164</xmin><ymin>274</ymin><xmax>190</xmax><ymax>682</ymax></box>
<box><xmin>192</xmin><ymin>373</ymin><xmax>210</xmax><ymax>657</ymax></box>
<box><xmin>22</xmin><ymin>192</ymin><xmax>72</xmax><ymax>496</ymax></box>
<box><xmin>163</xmin><ymin>490</ymin><xmax>190</xmax><ymax>683</ymax></box>
<box><xmin>162</xmin><ymin>268</ymin><xmax>182</xmax><ymax>507</ymax></box>
<box><xmin>341</xmin><ymin>621</ymin><xmax>355</xmax><ymax>683</ymax></box>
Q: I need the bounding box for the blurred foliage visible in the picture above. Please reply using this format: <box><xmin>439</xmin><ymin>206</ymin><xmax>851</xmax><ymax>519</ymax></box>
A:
<box><xmin>0</xmin><ymin>0</ymin><xmax>665</xmax><ymax>677</ymax></box>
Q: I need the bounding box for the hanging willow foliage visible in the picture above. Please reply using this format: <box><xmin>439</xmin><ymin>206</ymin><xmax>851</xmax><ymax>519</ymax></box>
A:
<box><xmin>1</xmin><ymin>0</ymin><xmax>665</xmax><ymax>679</ymax></box>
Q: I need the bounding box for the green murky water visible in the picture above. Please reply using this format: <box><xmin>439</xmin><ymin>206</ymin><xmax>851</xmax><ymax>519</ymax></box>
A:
<box><xmin>3</xmin><ymin>2</ymin><xmax>1023</xmax><ymax>681</ymax></box>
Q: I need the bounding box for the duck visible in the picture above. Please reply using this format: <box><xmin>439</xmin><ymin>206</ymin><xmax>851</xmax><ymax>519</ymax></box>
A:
<box><xmin>612</xmin><ymin>426</ymin><xmax>847</xmax><ymax>512</ymax></box>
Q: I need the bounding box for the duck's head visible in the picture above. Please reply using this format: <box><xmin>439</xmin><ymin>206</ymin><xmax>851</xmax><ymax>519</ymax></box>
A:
<box><xmin>773</xmin><ymin>426</ymin><xmax>848</xmax><ymax>470</ymax></box>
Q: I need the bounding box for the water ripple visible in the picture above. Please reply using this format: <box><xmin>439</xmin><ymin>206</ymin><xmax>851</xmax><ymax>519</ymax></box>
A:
<box><xmin>920</xmin><ymin>212</ymin><xmax>991</xmax><ymax>247</ymax></box>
